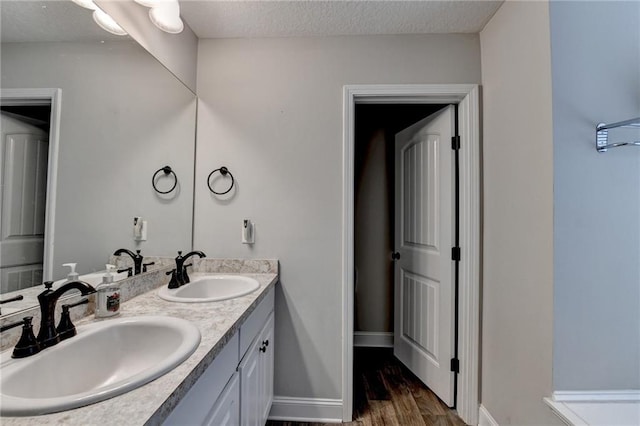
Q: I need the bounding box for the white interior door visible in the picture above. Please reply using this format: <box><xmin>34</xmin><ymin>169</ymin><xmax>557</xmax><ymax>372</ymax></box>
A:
<box><xmin>393</xmin><ymin>105</ymin><xmax>455</xmax><ymax>406</ymax></box>
<box><xmin>0</xmin><ymin>112</ymin><xmax>48</xmax><ymax>293</ymax></box>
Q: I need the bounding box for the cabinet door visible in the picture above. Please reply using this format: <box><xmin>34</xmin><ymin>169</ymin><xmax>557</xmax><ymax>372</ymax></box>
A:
<box><xmin>239</xmin><ymin>335</ymin><xmax>262</xmax><ymax>426</ymax></box>
<box><xmin>259</xmin><ymin>312</ymin><xmax>275</xmax><ymax>423</ymax></box>
<box><xmin>205</xmin><ymin>372</ymin><xmax>240</xmax><ymax>426</ymax></box>
<box><xmin>164</xmin><ymin>333</ymin><xmax>239</xmax><ymax>425</ymax></box>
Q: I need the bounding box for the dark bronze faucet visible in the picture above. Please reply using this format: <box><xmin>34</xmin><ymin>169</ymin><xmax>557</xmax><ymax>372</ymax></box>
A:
<box><xmin>113</xmin><ymin>248</ymin><xmax>144</xmax><ymax>275</ymax></box>
<box><xmin>175</xmin><ymin>251</ymin><xmax>206</xmax><ymax>286</ymax></box>
<box><xmin>36</xmin><ymin>281</ymin><xmax>96</xmax><ymax>349</ymax></box>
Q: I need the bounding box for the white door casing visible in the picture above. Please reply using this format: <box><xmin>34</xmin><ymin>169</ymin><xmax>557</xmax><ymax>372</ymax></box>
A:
<box><xmin>343</xmin><ymin>84</ymin><xmax>481</xmax><ymax>425</ymax></box>
<box><xmin>0</xmin><ymin>88</ymin><xmax>62</xmax><ymax>282</ymax></box>
<box><xmin>393</xmin><ymin>105</ymin><xmax>455</xmax><ymax>406</ymax></box>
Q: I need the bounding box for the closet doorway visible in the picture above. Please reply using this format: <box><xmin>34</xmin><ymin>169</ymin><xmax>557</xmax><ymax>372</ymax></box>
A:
<box><xmin>343</xmin><ymin>84</ymin><xmax>481</xmax><ymax>426</ymax></box>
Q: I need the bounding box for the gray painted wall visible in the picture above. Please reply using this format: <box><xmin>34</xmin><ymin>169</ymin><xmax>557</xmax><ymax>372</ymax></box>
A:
<box><xmin>1</xmin><ymin>41</ymin><xmax>196</xmax><ymax>280</ymax></box>
<box><xmin>354</xmin><ymin>128</ymin><xmax>392</xmax><ymax>333</ymax></box>
<box><xmin>194</xmin><ymin>34</ymin><xmax>481</xmax><ymax>400</ymax></box>
<box><xmin>550</xmin><ymin>1</ymin><xmax>640</xmax><ymax>390</ymax></box>
<box><xmin>480</xmin><ymin>2</ymin><xmax>562</xmax><ymax>424</ymax></box>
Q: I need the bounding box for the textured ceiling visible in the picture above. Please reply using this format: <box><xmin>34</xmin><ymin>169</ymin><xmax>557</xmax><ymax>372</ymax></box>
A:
<box><xmin>1</xmin><ymin>1</ymin><xmax>130</xmax><ymax>42</ymax></box>
<box><xmin>180</xmin><ymin>0</ymin><xmax>504</xmax><ymax>39</ymax></box>
<box><xmin>0</xmin><ymin>0</ymin><xmax>503</xmax><ymax>43</ymax></box>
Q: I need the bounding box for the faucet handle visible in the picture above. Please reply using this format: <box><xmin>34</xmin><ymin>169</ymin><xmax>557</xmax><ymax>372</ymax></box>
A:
<box><xmin>142</xmin><ymin>262</ymin><xmax>155</xmax><ymax>273</ymax></box>
<box><xmin>0</xmin><ymin>294</ymin><xmax>24</xmax><ymax>305</ymax></box>
<box><xmin>166</xmin><ymin>269</ymin><xmax>180</xmax><ymax>289</ymax></box>
<box><xmin>118</xmin><ymin>267</ymin><xmax>133</xmax><ymax>277</ymax></box>
<box><xmin>0</xmin><ymin>317</ymin><xmax>41</xmax><ymax>359</ymax></box>
<box><xmin>57</xmin><ymin>299</ymin><xmax>89</xmax><ymax>341</ymax></box>
<box><xmin>44</xmin><ymin>281</ymin><xmax>54</xmax><ymax>290</ymax></box>
<box><xmin>182</xmin><ymin>263</ymin><xmax>193</xmax><ymax>284</ymax></box>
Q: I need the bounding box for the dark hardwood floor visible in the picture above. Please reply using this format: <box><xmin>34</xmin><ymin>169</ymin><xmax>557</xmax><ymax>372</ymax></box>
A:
<box><xmin>267</xmin><ymin>347</ymin><xmax>466</xmax><ymax>426</ymax></box>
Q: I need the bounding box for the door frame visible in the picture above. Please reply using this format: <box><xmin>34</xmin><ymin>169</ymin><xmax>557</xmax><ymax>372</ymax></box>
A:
<box><xmin>1</xmin><ymin>88</ymin><xmax>62</xmax><ymax>281</ymax></box>
<box><xmin>342</xmin><ymin>84</ymin><xmax>480</xmax><ymax>425</ymax></box>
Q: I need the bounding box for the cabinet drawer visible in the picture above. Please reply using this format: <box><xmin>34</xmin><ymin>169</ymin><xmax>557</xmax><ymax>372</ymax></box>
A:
<box><xmin>239</xmin><ymin>287</ymin><xmax>274</xmax><ymax>357</ymax></box>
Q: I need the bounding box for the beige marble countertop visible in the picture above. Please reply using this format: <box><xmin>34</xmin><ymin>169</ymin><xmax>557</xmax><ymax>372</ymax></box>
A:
<box><xmin>0</xmin><ymin>260</ymin><xmax>278</xmax><ymax>425</ymax></box>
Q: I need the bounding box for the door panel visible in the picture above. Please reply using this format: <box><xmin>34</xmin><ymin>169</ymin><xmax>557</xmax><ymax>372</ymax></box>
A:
<box><xmin>240</xmin><ymin>335</ymin><xmax>261</xmax><ymax>426</ymax></box>
<box><xmin>1</xmin><ymin>113</ymin><xmax>49</xmax><ymax>292</ymax></box>
<box><xmin>205</xmin><ymin>373</ymin><xmax>240</xmax><ymax>426</ymax></box>
<box><xmin>393</xmin><ymin>105</ymin><xmax>454</xmax><ymax>406</ymax></box>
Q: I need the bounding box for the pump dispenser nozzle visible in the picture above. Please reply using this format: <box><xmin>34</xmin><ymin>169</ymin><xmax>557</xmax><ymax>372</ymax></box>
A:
<box><xmin>103</xmin><ymin>264</ymin><xmax>115</xmax><ymax>284</ymax></box>
<box><xmin>62</xmin><ymin>263</ymin><xmax>79</xmax><ymax>282</ymax></box>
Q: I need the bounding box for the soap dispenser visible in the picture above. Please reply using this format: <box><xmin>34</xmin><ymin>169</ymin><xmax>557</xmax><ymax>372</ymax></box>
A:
<box><xmin>96</xmin><ymin>264</ymin><xmax>120</xmax><ymax>318</ymax></box>
<box><xmin>62</xmin><ymin>263</ymin><xmax>79</xmax><ymax>282</ymax></box>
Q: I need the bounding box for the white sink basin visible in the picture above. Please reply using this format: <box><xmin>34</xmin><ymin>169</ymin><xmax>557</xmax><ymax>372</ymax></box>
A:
<box><xmin>158</xmin><ymin>274</ymin><xmax>260</xmax><ymax>303</ymax></box>
<box><xmin>0</xmin><ymin>316</ymin><xmax>201</xmax><ymax>416</ymax></box>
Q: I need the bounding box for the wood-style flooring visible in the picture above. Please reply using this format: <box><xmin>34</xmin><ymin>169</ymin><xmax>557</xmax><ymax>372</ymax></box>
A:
<box><xmin>267</xmin><ymin>347</ymin><xmax>466</xmax><ymax>426</ymax></box>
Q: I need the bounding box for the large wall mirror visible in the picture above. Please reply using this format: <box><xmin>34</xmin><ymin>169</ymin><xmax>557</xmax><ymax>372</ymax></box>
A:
<box><xmin>0</xmin><ymin>1</ymin><xmax>196</xmax><ymax>304</ymax></box>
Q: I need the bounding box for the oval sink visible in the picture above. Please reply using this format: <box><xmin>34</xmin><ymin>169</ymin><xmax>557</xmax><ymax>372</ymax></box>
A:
<box><xmin>158</xmin><ymin>275</ymin><xmax>260</xmax><ymax>303</ymax></box>
<box><xmin>0</xmin><ymin>316</ymin><xmax>200</xmax><ymax>416</ymax></box>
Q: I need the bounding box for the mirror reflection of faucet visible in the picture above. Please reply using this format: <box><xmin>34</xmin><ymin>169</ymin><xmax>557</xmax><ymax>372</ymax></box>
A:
<box><xmin>113</xmin><ymin>248</ymin><xmax>144</xmax><ymax>275</ymax></box>
<box><xmin>0</xmin><ymin>294</ymin><xmax>24</xmax><ymax>316</ymax></box>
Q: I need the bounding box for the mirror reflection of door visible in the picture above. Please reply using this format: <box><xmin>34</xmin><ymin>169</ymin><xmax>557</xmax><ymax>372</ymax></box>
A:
<box><xmin>0</xmin><ymin>104</ymin><xmax>51</xmax><ymax>293</ymax></box>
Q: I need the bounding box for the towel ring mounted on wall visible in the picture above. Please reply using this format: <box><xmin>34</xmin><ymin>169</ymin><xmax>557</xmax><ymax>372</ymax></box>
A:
<box><xmin>207</xmin><ymin>166</ymin><xmax>235</xmax><ymax>195</ymax></box>
<box><xmin>152</xmin><ymin>165</ymin><xmax>178</xmax><ymax>194</ymax></box>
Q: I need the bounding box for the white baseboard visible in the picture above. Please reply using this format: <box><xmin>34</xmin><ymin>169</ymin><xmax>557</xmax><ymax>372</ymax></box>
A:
<box><xmin>478</xmin><ymin>404</ymin><xmax>499</xmax><ymax>426</ymax></box>
<box><xmin>353</xmin><ymin>331</ymin><xmax>394</xmax><ymax>348</ymax></box>
<box><xmin>545</xmin><ymin>391</ymin><xmax>640</xmax><ymax>426</ymax></box>
<box><xmin>268</xmin><ymin>396</ymin><xmax>343</xmax><ymax>423</ymax></box>
<box><xmin>552</xmin><ymin>390</ymin><xmax>640</xmax><ymax>402</ymax></box>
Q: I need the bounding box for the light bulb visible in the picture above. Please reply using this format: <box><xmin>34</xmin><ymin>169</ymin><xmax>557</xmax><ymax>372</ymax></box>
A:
<box><xmin>149</xmin><ymin>1</ymin><xmax>184</xmax><ymax>34</ymax></box>
<box><xmin>70</xmin><ymin>0</ymin><xmax>97</xmax><ymax>10</ymax></box>
<box><xmin>92</xmin><ymin>10</ymin><xmax>128</xmax><ymax>36</ymax></box>
<box><xmin>133</xmin><ymin>0</ymin><xmax>160</xmax><ymax>8</ymax></box>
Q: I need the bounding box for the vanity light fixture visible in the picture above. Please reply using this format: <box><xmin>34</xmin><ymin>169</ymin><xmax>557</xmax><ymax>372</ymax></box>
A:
<box><xmin>134</xmin><ymin>0</ymin><xmax>185</xmax><ymax>34</ymax></box>
<box><xmin>92</xmin><ymin>9</ymin><xmax>129</xmax><ymax>36</ymax></box>
<box><xmin>70</xmin><ymin>0</ymin><xmax>128</xmax><ymax>36</ymax></box>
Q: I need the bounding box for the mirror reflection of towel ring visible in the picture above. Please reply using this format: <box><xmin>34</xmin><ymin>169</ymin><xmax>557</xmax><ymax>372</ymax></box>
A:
<box><xmin>152</xmin><ymin>166</ymin><xmax>178</xmax><ymax>194</ymax></box>
<box><xmin>207</xmin><ymin>166</ymin><xmax>235</xmax><ymax>195</ymax></box>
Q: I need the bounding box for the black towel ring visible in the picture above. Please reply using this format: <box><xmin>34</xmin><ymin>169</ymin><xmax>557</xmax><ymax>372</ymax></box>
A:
<box><xmin>207</xmin><ymin>166</ymin><xmax>235</xmax><ymax>195</ymax></box>
<box><xmin>152</xmin><ymin>166</ymin><xmax>178</xmax><ymax>194</ymax></box>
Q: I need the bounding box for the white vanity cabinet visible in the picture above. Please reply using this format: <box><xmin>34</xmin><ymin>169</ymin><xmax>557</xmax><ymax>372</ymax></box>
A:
<box><xmin>163</xmin><ymin>287</ymin><xmax>274</xmax><ymax>426</ymax></box>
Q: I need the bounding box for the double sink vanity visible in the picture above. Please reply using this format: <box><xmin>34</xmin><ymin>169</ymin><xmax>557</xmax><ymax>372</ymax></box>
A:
<box><xmin>0</xmin><ymin>258</ymin><xmax>278</xmax><ymax>425</ymax></box>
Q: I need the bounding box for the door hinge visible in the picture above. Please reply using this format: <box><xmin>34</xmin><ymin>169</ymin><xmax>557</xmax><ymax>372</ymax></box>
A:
<box><xmin>450</xmin><ymin>358</ymin><xmax>460</xmax><ymax>374</ymax></box>
<box><xmin>451</xmin><ymin>135</ymin><xmax>461</xmax><ymax>150</ymax></box>
<box><xmin>451</xmin><ymin>246</ymin><xmax>461</xmax><ymax>261</ymax></box>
